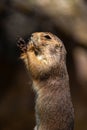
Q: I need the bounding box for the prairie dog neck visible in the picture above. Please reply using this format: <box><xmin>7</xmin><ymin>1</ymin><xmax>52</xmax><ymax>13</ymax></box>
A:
<box><xmin>32</xmin><ymin>70</ymin><xmax>69</xmax><ymax>94</ymax></box>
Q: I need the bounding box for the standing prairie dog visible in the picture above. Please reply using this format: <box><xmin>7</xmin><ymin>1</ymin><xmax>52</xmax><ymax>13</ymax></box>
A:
<box><xmin>18</xmin><ymin>32</ymin><xmax>74</xmax><ymax>130</ymax></box>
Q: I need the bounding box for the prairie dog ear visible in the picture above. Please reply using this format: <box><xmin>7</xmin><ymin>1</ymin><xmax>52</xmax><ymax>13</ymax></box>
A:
<box><xmin>17</xmin><ymin>37</ymin><xmax>27</xmax><ymax>53</ymax></box>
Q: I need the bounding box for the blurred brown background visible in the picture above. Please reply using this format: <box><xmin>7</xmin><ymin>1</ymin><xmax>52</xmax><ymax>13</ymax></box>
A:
<box><xmin>0</xmin><ymin>0</ymin><xmax>87</xmax><ymax>130</ymax></box>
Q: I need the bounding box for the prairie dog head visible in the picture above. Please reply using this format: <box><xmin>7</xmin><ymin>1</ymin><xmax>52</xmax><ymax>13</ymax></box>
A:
<box><xmin>18</xmin><ymin>32</ymin><xmax>66</xmax><ymax>79</ymax></box>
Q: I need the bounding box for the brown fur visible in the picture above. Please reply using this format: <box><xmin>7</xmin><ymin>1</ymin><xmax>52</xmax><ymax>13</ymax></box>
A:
<box><xmin>19</xmin><ymin>32</ymin><xmax>74</xmax><ymax>130</ymax></box>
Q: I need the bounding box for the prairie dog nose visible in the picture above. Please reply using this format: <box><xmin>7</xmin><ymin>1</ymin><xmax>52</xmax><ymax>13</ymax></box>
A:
<box><xmin>30</xmin><ymin>33</ymin><xmax>41</xmax><ymax>46</ymax></box>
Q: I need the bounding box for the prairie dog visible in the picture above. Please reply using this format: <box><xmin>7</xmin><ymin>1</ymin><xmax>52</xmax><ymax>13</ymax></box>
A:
<box><xmin>18</xmin><ymin>32</ymin><xmax>74</xmax><ymax>130</ymax></box>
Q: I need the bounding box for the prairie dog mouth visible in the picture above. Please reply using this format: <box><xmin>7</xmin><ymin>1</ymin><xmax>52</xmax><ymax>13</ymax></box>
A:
<box><xmin>29</xmin><ymin>37</ymin><xmax>41</xmax><ymax>56</ymax></box>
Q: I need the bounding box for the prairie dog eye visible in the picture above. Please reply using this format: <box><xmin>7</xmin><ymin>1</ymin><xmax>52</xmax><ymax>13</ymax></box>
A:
<box><xmin>44</xmin><ymin>35</ymin><xmax>51</xmax><ymax>40</ymax></box>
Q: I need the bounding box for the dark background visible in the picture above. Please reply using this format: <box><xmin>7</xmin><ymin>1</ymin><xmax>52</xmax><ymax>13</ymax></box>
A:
<box><xmin>0</xmin><ymin>0</ymin><xmax>87</xmax><ymax>130</ymax></box>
